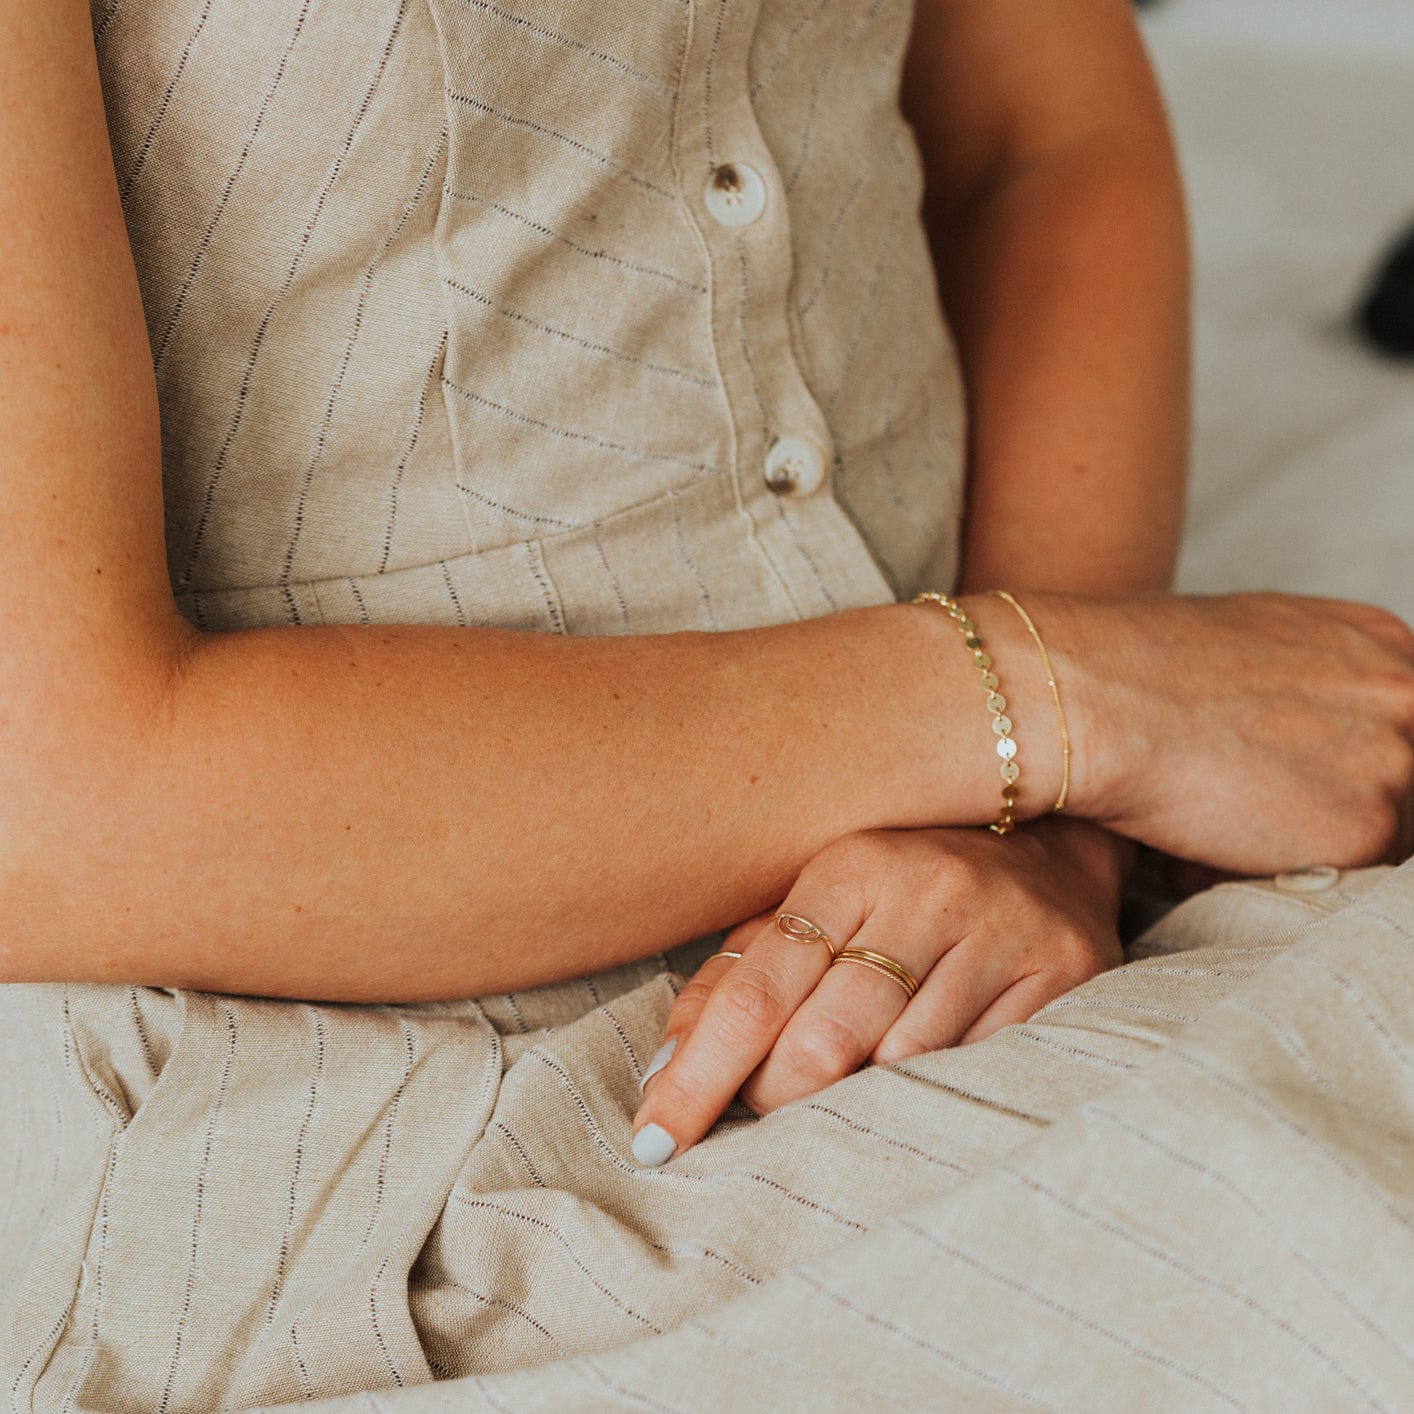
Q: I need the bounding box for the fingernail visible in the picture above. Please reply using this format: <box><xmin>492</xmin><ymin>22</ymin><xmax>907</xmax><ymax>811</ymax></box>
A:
<box><xmin>639</xmin><ymin>1038</ymin><xmax>677</xmax><ymax>1092</ymax></box>
<box><xmin>632</xmin><ymin>1123</ymin><xmax>678</xmax><ymax>1168</ymax></box>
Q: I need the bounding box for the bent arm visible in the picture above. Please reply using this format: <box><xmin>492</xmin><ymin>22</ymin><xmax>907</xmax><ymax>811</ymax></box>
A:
<box><xmin>11</xmin><ymin>606</ymin><xmax>1060</xmax><ymax>1000</ymax></box>
<box><xmin>0</xmin><ymin>1</ymin><xmax>1062</xmax><ymax>1000</ymax></box>
<box><xmin>903</xmin><ymin>0</ymin><xmax>1191</xmax><ymax>594</ymax></box>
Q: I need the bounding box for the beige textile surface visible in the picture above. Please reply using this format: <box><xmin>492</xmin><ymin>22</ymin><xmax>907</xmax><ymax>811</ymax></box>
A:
<box><xmin>95</xmin><ymin>0</ymin><xmax>965</xmax><ymax>638</ymax></box>
<box><xmin>6</xmin><ymin>867</ymin><xmax>1414</xmax><ymax>1411</ymax></box>
<box><xmin>254</xmin><ymin>863</ymin><xmax>1414</xmax><ymax>1412</ymax></box>
<box><xmin>5</xmin><ymin>0</ymin><xmax>1414</xmax><ymax>1410</ymax></box>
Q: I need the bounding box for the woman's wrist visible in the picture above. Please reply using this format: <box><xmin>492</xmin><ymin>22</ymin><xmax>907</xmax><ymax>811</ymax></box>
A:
<box><xmin>947</xmin><ymin>591</ymin><xmax>1070</xmax><ymax>822</ymax></box>
<box><xmin>958</xmin><ymin>590</ymin><xmax>1144</xmax><ymax>830</ymax></box>
<box><xmin>884</xmin><ymin>592</ymin><xmax>1070</xmax><ymax>828</ymax></box>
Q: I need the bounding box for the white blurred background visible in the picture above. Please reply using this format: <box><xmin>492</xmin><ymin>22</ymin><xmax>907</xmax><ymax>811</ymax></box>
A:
<box><xmin>1141</xmin><ymin>0</ymin><xmax>1414</xmax><ymax>621</ymax></box>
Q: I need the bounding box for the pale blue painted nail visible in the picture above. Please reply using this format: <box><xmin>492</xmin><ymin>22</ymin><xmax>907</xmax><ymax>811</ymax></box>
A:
<box><xmin>632</xmin><ymin>1123</ymin><xmax>677</xmax><ymax>1168</ymax></box>
<box><xmin>639</xmin><ymin>1038</ymin><xmax>677</xmax><ymax>1092</ymax></box>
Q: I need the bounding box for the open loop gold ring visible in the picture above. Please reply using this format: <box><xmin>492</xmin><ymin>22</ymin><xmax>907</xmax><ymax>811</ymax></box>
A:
<box><xmin>831</xmin><ymin>947</ymin><xmax>920</xmax><ymax>1000</ymax></box>
<box><xmin>774</xmin><ymin>912</ymin><xmax>837</xmax><ymax>959</ymax></box>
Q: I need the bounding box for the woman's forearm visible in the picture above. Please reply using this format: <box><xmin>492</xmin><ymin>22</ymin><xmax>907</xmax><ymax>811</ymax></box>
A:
<box><xmin>943</xmin><ymin>136</ymin><xmax>1191</xmax><ymax>594</ymax></box>
<box><xmin>3</xmin><ymin>600</ymin><xmax>1068</xmax><ymax>1001</ymax></box>
<box><xmin>900</xmin><ymin>0</ymin><xmax>1191</xmax><ymax>595</ymax></box>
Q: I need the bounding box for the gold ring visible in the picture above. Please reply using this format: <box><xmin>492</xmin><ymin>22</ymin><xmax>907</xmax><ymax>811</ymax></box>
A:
<box><xmin>704</xmin><ymin>950</ymin><xmax>743</xmax><ymax>965</ymax></box>
<box><xmin>774</xmin><ymin>912</ymin><xmax>837</xmax><ymax>959</ymax></box>
<box><xmin>832</xmin><ymin>947</ymin><xmax>920</xmax><ymax>1000</ymax></box>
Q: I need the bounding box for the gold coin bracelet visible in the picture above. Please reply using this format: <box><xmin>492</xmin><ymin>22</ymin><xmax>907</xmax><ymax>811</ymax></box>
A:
<box><xmin>990</xmin><ymin>590</ymin><xmax>1071</xmax><ymax>813</ymax></box>
<box><xmin>911</xmin><ymin>592</ymin><xmax>1020</xmax><ymax>835</ymax></box>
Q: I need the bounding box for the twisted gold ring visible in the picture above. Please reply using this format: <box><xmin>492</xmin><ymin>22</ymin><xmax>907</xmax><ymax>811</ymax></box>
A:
<box><xmin>774</xmin><ymin>912</ymin><xmax>837</xmax><ymax>959</ymax></box>
<box><xmin>832</xmin><ymin>947</ymin><xmax>920</xmax><ymax>1000</ymax></box>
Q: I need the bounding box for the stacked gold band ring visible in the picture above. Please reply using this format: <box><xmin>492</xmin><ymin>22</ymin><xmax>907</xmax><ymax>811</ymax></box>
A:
<box><xmin>832</xmin><ymin>947</ymin><xmax>920</xmax><ymax>999</ymax></box>
<box><xmin>774</xmin><ymin>912</ymin><xmax>837</xmax><ymax>959</ymax></box>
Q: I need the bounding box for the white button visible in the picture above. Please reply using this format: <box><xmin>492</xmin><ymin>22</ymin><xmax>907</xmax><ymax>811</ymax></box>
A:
<box><xmin>764</xmin><ymin>436</ymin><xmax>827</xmax><ymax>497</ymax></box>
<box><xmin>704</xmin><ymin>163</ymin><xmax>767</xmax><ymax>228</ymax></box>
<box><xmin>1274</xmin><ymin>865</ymin><xmax>1340</xmax><ymax>893</ymax></box>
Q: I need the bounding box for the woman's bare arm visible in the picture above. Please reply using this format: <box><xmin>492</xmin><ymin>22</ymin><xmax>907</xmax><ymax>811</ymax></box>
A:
<box><xmin>903</xmin><ymin>0</ymin><xmax>1190</xmax><ymax>594</ymax></box>
<box><xmin>5</xmin><ymin>3</ymin><xmax>1411</xmax><ymax>1003</ymax></box>
<box><xmin>0</xmin><ymin>0</ymin><xmax>1057</xmax><ymax>1000</ymax></box>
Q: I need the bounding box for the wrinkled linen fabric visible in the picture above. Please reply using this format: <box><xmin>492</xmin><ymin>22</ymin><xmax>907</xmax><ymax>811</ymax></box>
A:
<box><xmin>7</xmin><ymin>868</ymin><xmax>1414</xmax><ymax>1409</ymax></box>
<box><xmin>6</xmin><ymin>0</ymin><xmax>1414</xmax><ymax>1409</ymax></box>
<box><xmin>259</xmin><ymin>863</ymin><xmax>1414</xmax><ymax>1413</ymax></box>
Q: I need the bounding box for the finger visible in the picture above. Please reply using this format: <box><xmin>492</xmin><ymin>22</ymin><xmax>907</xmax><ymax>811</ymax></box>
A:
<box><xmin>870</xmin><ymin>933</ymin><xmax>1021</xmax><ymax>1065</ymax></box>
<box><xmin>1302</xmin><ymin>595</ymin><xmax>1414</xmax><ymax>664</ymax></box>
<box><xmin>644</xmin><ymin>911</ymin><xmax>775</xmax><ymax>1090</ymax></box>
<box><xmin>1347</xmin><ymin>603</ymin><xmax>1414</xmax><ymax>663</ymax></box>
<box><xmin>741</xmin><ymin>906</ymin><xmax>945</xmax><ymax>1113</ymax></box>
<box><xmin>630</xmin><ymin>895</ymin><xmax>858</xmax><ymax>1167</ymax></box>
<box><xmin>639</xmin><ymin>952</ymin><xmax>740</xmax><ymax>1094</ymax></box>
<box><xmin>956</xmin><ymin>971</ymin><xmax>1074</xmax><ymax>1047</ymax></box>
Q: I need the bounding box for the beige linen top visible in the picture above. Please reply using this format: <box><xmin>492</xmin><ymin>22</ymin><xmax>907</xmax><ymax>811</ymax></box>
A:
<box><xmin>96</xmin><ymin>0</ymin><xmax>967</xmax><ymax>639</ymax></box>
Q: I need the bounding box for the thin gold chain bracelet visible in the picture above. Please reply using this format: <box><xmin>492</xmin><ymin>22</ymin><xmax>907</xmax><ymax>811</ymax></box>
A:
<box><xmin>911</xmin><ymin>591</ymin><xmax>1020</xmax><ymax>835</ymax></box>
<box><xmin>990</xmin><ymin>589</ymin><xmax>1071</xmax><ymax>813</ymax></box>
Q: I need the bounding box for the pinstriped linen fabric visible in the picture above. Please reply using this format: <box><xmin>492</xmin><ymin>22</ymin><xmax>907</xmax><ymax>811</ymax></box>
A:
<box><xmin>7</xmin><ymin>867</ymin><xmax>1414</xmax><ymax>1410</ymax></box>
<box><xmin>95</xmin><ymin>0</ymin><xmax>964</xmax><ymax>637</ymax></box>
<box><xmin>4</xmin><ymin>2</ymin><xmax>1414</xmax><ymax>1412</ymax></box>
<box><xmin>225</xmin><ymin>860</ymin><xmax>1414</xmax><ymax>1414</ymax></box>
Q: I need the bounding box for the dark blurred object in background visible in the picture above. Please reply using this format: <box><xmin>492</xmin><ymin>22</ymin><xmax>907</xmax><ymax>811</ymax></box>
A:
<box><xmin>1357</xmin><ymin>221</ymin><xmax>1414</xmax><ymax>358</ymax></box>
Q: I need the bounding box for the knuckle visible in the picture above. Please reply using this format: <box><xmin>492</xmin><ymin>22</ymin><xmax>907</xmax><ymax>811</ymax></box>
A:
<box><xmin>640</xmin><ymin>1067</ymin><xmax>699</xmax><ymax>1120</ymax></box>
<box><xmin>1057</xmin><ymin>952</ymin><xmax>1105</xmax><ymax>991</ymax></box>
<box><xmin>1337</xmin><ymin>603</ymin><xmax>1414</xmax><ymax>665</ymax></box>
<box><xmin>714</xmin><ymin>967</ymin><xmax>793</xmax><ymax>1040</ymax></box>
<box><xmin>1360</xmin><ymin>667</ymin><xmax>1414</xmax><ymax>733</ymax></box>
<box><xmin>1400</xmin><ymin>674</ymin><xmax>1414</xmax><ymax>733</ymax></box>
<box><xmin>872</xmin><ymin>1025</ymin><xmax>930</xmax><ymax>1066</ymax></box>
<box><xmin>674</xmin><ymin>978</ymin><xmax>717</xmax><ymax>1013</ymax></box>
<box><xmin>779</xmin><ymin>1011</ymin><xmax>870</xmax><ymax>1085</ymax></box>
<box><xmin>1364</xmin><ymin>604</ymin><xmax>1414</xmax><ymax>652</ymax></box>
<box><xmin>1356</xmin><ymin>733</ymin><xmax>1414</xmax><ymax>803</ymax></box>
<box><xmin>810</xmin><ymin>832</ymin><xmax>869</xmax><ymax>875</ymax></box>
<box><xmin>919</xmin><ymin>849</ymin><xmax>979</xmax><ymax>905</ymax></box>
<box><xmin>736</xmin><ymin>1079</ymin><xmax>780</xmax><ymax>1117</ymax></box>
<box><xmin>813</xmin><ymin>829</ymin><xmax>894</xmax><ymax>882</ymax></box>
<box><xmin>1372</xmin><ymin>802</ymin><xmax>1402</xmax><ymax>858</ymax></box>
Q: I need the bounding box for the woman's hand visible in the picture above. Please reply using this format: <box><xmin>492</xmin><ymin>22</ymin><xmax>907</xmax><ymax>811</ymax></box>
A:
<box><xmin>629</xmin><ymin>818</ymin><xmax>1130</xmax><ymax>1167</ymax></box>
<box><xmin>1000</xmin><ymin>591</ymin><xmax>1414</xmax><ymax>874</ymax></box>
